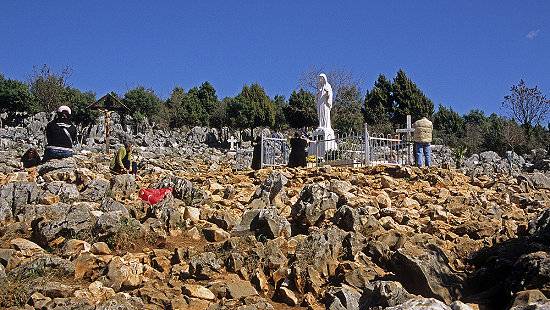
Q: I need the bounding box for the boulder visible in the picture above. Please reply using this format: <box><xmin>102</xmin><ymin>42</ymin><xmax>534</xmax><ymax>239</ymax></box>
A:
<box><xmin>188</xmin><ymin>252</ymin><xmax>222</xmax><ymax>280</ymax></box>
<box><xmin>182</xmin><ymin>284</ymin><xmax>215</xmax><ymax>300</ymax></box>
<box><xmin>32</xmin><ymin>203</ymin><xmax>97</xmax><ymax>246</ymax></box>
<box><xmin>203</xmin><ymin>226</ymin><xmax>231</xmax><ymax>242</ymax></box>
<box><xmin>528</xmin><ymin>172</ymin><xmax>550</xmax><ymax>190</ymax></box>
<box><xmin>250</xmin><ymin>171</ymin><xmax>288</xmax><ymax>206</ymax></box>
<box><xmin>0</xmin><ymin>182</ymin><xmax>42</xmax><ymax>222</ymax></box>
<box><xmin>390</xmin><ymin>243</ymin><xmax>463</xmax><ymax>304</ymax></box>
<box><xmin>80</xmin><ymin>178</ymin><xmax>110</xmax><ymax>202</ymax></box>
<box><xmin>208</xmin><ymin>209</ymin><xmax>241</xmax><ymax>231</ymax></box>
<box><xmin>251</xmin><ymin>208</ymin><xmax>291</xmax><ymax>239</ymax></box>
<box><xmin>509</xmin><ymin>290</ymin><xmax>549</xmax><ymax>309</ymax></box>
<box><xmin>291</xmin><ymin>183</ymin><xmax>339</xmax><ymax>226</ymax></box>
<box><xmin>226</xmin><ymin>280</ymin><xmax>259</xmax><ymax>299</ymax></box>
<box><xmin>94</xmin><ymin>211</ymin><xmax>142</xmax><ymax>242</ymax></box>
<box><xmin>385</xmin><ymin>297</ymin><xmax>452</xmax><ymax>310</ymax></box>
<box><xmin>106</xmin><ymin>255</ymin><xmax>145</xmax><ymax>291</ymax></box>
<box><xmin>61</xmin><ymin>239</ymin><xmax>91</xmax><ymax>258</ymax></box>
<box><xmin>362</xmin><ymin>281</ymin><xmax>415</xmax><ymax>308</ymax></box>
<box><xmin>38</xmin><ymin>158</ymin><xmax>77</xmax><ymax>182</ymax></box>
<box><xmin>277</xmin><ymin>286</ymin><xmax>298</xmax><ymax>306</ymax></box>
<box><xmin>510</xmin><ymin>251</ymin><xmax>550</xmax><ymax>293</ymax></box>
<box><xmin>10</xmin><ymin>237</ymin><xmax>44</xmax><ymax>256</ymax></box>
<box><xmin>333</xmin><ymin>205</ymin><xmax>380</xmax><ymax>234</ymax></box>
<box><xmin>155</xmin><ymin>175</ymin><xmax>207</xmax><ymax>206</ymax></box>
<box><xmin>45</xmin><ymin>181</ymin><xmax>80</xmax><ymax>203</ymax></box>
<box><xmin>100</xmin><ymin>197</ymin><xmax>129</xmax><ymax>216</ymax></box>
<box><xmin>326</xmin><ymin>284</ymin><xmax>362</xmax><ymax>310</ymax></box>
<box><xmin>110</xmin><ymin>174</ymin><xmax>138</xmax><ymax>199</ymax></box>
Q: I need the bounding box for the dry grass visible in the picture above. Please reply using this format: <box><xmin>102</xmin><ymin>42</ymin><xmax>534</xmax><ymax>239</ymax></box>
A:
<box><xmin>0</xmin><ymin>266</ymin><xmax>54</xmax><ymax>308</ymax></box>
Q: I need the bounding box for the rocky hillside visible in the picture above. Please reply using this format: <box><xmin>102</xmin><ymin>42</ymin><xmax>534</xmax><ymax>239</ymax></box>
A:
<box><xmin>1</xmin><ymin>149</ymin><xmax>550</xmax><ymax>310</ymax></box>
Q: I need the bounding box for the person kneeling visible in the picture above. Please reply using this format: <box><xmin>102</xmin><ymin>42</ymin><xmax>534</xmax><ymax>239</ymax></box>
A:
<box><xmin>110</xmin><ymin>140</ymin><xmax>137</xmax><ymax>175</ymax></box>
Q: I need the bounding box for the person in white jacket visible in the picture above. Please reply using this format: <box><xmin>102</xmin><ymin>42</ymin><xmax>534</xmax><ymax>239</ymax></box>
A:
<box><xmin>412</xmin><ymin>117</ymin><xmax>433</xmax><ymax>167</ymax></box>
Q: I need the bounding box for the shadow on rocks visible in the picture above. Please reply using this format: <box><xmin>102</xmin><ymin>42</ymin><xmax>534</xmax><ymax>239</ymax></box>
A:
<box><xmin>462</xmin><ymin>208</ymin><xmax>550</xmax><ymax>309</ymax></box>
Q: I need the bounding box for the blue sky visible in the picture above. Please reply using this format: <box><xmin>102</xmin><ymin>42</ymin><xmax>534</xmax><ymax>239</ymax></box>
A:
<box><xmin>1</xmin><ymin>1</ymin><xmax>548</xmax><ymax>116</ymax></box>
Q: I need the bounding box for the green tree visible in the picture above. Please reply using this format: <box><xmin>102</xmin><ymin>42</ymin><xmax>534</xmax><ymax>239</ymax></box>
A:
<box><xmin>482</xmin><ymin>113</ymin><xmax>507</xmax><ymax>154</ymax></box>
<box><xmin>333</xmin><ymin>85</ymin><xmax>364</xmax><ymax>133</ymax></box>
<box><xmin>0</xmin><ymin>75</ymin><xmax>36</xmax><ymax>125</ymax></box>
<box><xmin>196</xmin><ymin>81</ymin><xmax>218</xmax><ymax>117</ymax></box>
<box><xmin>392</xmin><ymin>69</ymin><xmax>434</xmax><ymax>125</ymax></box>
<box><xmin>226</xmin><ymin>84</ymin><xmax>275</xmax><ymax>131</ymax></box>
<box><xmin>285</xmin><ymin>89</ymin><xmax>317</xmax><ymax>129</ymax></box>
<box><xmin>209</xmin><ymin>98</ymin><xmax>229</xmax><ymax>130</ymax></box>
<box><xmin>29</xmin><ymin>64</ymin><xmax>71</xmax><ymax>113</ymax></box>
<box><xmin>272</xmin><ymin>95</ymin><xmax>287</xmax><ymax>131</ymax></box>
<box><xmin>462</xmin><ymin>110</ymin><xmax>487</xmax><ymax>154</ymax></box>
<box><xmin>122</xmin><ymin>86</ymin><xmax>162</xmax><ymax>123</ymax></box>
<box><xmin>166</xmin><ymin>87</ymin><xmax>186</xmax><ymax>128</ymax></box>
<box><xmin>64</xmin><ymin>87</ymin><xmax>98</xmax><ymax>127</ymax></box>
<box><xmin>433</xmin><ymin>104</ymin><xmax>464</xmax><ymax>147</ymax></box>
<box><xmin>167</xmin><ymin>82</ymin><xmax>219</xmax><ymax>128</ymax></box>
<box><xmin>363</xmin><ymin>74</ymin><xmax>393</xmax><ymax>125</ymax></box>
<box><xmin>463</xmin><ymin>109</ymin><xmax>486</xmax><ymax>126</ymax></box>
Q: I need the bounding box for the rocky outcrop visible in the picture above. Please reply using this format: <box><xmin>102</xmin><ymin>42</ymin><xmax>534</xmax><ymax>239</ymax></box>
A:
<box><xmin>1</xmin><ymin>148</ymin><xmax>549</xmax><ymax>309</ymax></box>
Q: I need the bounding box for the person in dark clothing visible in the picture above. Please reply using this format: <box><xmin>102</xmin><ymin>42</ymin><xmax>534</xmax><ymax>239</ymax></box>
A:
<box><xmin>288</xmin><ymin>132</ymin><xmax>308</xmax><ymax>168</ymax></box>
<box><xmin>251</xmin><ymin>136</ymin><xmax>262</xmax><ymax>170</ymax></box>
<box><xmin>21</xmin><ymin>148</ymin><xmax>42</xmax><ymax>168</ymax></box>
<box><xmin>43</xmin><ymin>106</ymin><xmax>77</xmax><ymax>161</ymax></box>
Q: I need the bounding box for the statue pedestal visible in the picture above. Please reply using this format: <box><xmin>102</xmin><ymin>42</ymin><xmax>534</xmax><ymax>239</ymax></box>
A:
<box><xmin>308</xmin><ymin>127</ymin><xmax>338</xmax><ymax>157</ymax></box>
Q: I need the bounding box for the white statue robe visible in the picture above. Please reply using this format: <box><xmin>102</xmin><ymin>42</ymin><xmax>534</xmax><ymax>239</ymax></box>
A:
<box><xmin>316</xmin><ymin>74</ymin><xmax>333</xmax><ymax>129</ymax></box>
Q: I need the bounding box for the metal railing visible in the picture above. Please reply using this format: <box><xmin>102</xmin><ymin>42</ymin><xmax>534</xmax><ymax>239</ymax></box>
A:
<box><xmin>260</xmin><ymin>135</ymin><xmax>290</xmax><ymax>168</ymax></box>
<box><xmin>365</xmin><ymin>131</ymin><xmax>413</xmax><ymax>166</ymax></box>
<box><xmin>311</xmin><ymin>132</ymin><xmax>366</xmax><ymax>167</ymax></box>
<box><xmin>260</xmin><ymin>118</ymin><xmax>414</xmax><ymax>168</ymax></box>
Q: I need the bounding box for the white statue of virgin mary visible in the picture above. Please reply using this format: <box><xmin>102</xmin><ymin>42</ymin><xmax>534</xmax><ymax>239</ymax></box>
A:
<box><xmin>308</xmin><ymin>73</ymin><xmax>337</xmax><ymax>154</ymax></box>
<box><xmin>316</xmin><ymin>73</ymin><xmax>333</xmax><ymax>129</ymax></box>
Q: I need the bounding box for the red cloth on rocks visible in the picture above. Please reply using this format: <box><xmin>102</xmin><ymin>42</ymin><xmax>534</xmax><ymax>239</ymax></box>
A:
<box><xmin>139</xmin><ymin>188</ymin><xmax>172</xmax><ymax>205</ymax></box>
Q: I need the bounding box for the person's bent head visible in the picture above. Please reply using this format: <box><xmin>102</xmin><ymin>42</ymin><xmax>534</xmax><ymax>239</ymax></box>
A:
<box><xmin>123</xmin><ymin>139</ymin><xmax>133</xmax><ymax>152</ymax></box>
<box><xmin>56</xmin><ymin>105</ymin><xmax>71</xmax><ymax>120</ymax></box>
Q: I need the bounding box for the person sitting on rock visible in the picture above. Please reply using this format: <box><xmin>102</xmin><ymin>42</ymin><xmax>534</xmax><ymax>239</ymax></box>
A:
<box><xmin>43</xmin><ymin>105</ymin><xmax>77</xmax><ymax>162</ymax></box>
<box><xmin>412</xmin><ymin>116</ymin><xmax>433</xmax><ymax>167</ymax></box>
<box><xmin>110</xmin><ymin>139</ymin><xmax>137</xmax><ymax>175</ymax></box>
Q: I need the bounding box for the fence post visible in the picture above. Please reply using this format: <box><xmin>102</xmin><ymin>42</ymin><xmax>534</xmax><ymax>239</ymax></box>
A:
<box><xmin>260</xmin><ymin>133</ymin><xmax>264</xmax><ymax>169</ymax></box>
<box><xmin>364</xmin><ymin>123</ymin><xmax>370</xmax><ymax>166</ymax></box>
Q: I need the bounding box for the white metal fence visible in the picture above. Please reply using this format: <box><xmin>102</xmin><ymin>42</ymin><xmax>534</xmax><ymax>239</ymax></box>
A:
<box><xmin>260</xmin><ymin>117</ymin><xmax>414</xmax><ymax>168</ymax></box>
<box><xmin>260</xmin><ymin>135</ymin><xmax>290</xmax><ymax>168</ymax></box>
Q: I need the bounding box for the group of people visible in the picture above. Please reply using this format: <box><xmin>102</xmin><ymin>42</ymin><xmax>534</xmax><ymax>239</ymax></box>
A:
<box><xmin>24</xmin><ymin>105</ymin><xmax>433</xmax><ymax>173</ymax></box>
<box><xmin>22</xmin><ymin>105</ymin><xmax>137</xmax><ymax>176</ymax></box>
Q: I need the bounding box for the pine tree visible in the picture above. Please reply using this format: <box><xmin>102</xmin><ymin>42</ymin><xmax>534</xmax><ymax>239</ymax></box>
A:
<box><xmin>363</xmin><ymin>74</ymin><xmax>393</xmax><ymax>125</ymax></box>
<box><xmin>392</xmin><ymin>69</ymin><xmax>434</xmax><ymax>124</ymax></box>
<box><xmin>284</xmin><ymin>89</ymin><xmax>317</xmax><ymax>129</ymax></box>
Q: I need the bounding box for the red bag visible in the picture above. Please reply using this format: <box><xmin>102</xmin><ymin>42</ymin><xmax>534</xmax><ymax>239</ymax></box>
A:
<box><xmin>139</xmin><ymin>188</ymin><xmax>173</xmax><ymax>205</ymax></box>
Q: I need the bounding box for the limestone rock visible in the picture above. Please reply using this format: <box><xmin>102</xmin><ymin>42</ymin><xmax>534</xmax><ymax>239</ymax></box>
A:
<box><xmin>10</xmin><ymin>237</ymin><xmax>44</xmax><ymax>256</ymax></box>
<box><xmin>226</xmin><ymin>280</ymin><xmax>258</xmax><ymax>299</ymax></box>
<box><xmin>251</xmin><ymin>171</ymin><xmax>288</xmax><ymax>206</ymax></box>
<box><xmin>390</xmin><ymin>243</ymin><xmax>463</xmax><ymax>304</ymax></box>
<box><xmin>277</xmin><ymin>287</ymin><xmax>298</xmax><ymax>306</ymax></box>
<box><xmin>203</xmin><ymin>226</ymin><xmax>230</xmax><ymax>242</ymax></box>
<box><xmin>110</xmin><ymin>174</ymin><xmax>138</xmax><ymax>199</ymax></box>
<box><xmin>291</xmin><ymin>183</ymin><xmax>339</xmax><ymax>226</ymax></box>
<box><xmin>182</xmin><ymin>284</ymin><xmax>215</xmax><ymax>300</ymax></box>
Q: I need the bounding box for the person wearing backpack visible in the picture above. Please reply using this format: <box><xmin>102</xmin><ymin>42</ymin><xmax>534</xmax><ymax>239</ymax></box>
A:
<box><xmin>43</xmin><ymin>105</ymin><xmax>77</xmax><ymax>161</ymax></box>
